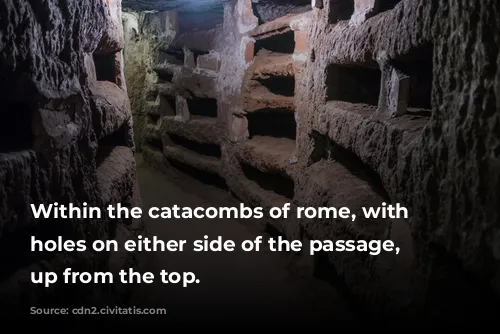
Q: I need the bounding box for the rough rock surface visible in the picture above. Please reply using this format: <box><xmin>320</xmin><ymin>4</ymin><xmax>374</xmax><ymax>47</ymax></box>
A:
<box><xmin>124</xmin><ymin>0</ymin><xmax>500</xmax><ymax>323</ymax></box>
<box><xmin>0</xmin><ymin>0</ymin><xmax>142</xmax><ymax>316</ymax></box>
<box><xmin>123</xmin><ymin>10</ymin><xmax>177</xmax><ymax>152</ymax></box>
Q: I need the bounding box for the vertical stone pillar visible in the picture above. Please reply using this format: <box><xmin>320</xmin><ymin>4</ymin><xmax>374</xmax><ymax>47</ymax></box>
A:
<box><xmin>388</xmin><ymin>67</ymin><xmax>410</xmax><ymax>117</ymax></box>
<box><xmin>242</xmin><ymin>37</ymin><xmax>255</xmax><ymax>65</ymax></box>
<box><xmin>184</xmin><ymin>49</ymin><xmax>196</xmax><ymax>69</ymax></box>
<box><xmin>230</xmin><ymin>114</ymin><xmax>249</xmax><ymax>143</ymax></box>
<box><xmin>294</xmin><ymin>31</ymin><xmax>308</xmax><ymax>54</ymax></box>
<box><xmin>375</xmin><ymin>63</ymin><xmax>410</xmax><ymax>120</ymax></box>
<box><xmin>175</xmin><ymin>96</ymin><xmax>190</xmax><ymax>122</ymax></box>
<box><xmin>291</xmin><ymin>14</ymin><xmax>311</xmax><ymax>62</ymax></box>
<box><xmin>236</xmin><ymin>0</ymin><xmax>259</xmax><ymax>34</ymax></box>
<box><xmin>114</xmin><ymin>51</ymin><xmax>128</xmax><ymax>91</ymax></box>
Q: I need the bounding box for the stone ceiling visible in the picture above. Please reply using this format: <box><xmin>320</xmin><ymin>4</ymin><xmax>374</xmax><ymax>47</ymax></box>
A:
<box><xmin>122</xmin><ymin>0</ymin><xmax>226</xmax><ymax>12</ymax></box>
<box><xmin>122</xmin><ymin>0</ymin><xmax>311</xmax><ymax>13</ymax></box>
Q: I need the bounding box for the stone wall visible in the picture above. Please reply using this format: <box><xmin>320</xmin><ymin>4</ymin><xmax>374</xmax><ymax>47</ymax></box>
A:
<box><xmin>125</xmin><ymin>0</ymin><xmax>500</xmax><ymax>322</ymax></box>
<box><xmin>0</xmin><ymin>0</ymin><xmax>142</xmax><ymax>315</ymax></box>
<box><xmin>123</xmin><ymin>10</ymin><xmax>179</xmax><ymax>152</ymax></box>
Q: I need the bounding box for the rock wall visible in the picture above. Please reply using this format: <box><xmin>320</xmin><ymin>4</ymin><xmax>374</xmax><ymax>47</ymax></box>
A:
<box><xmin>125</xmin><ymin>0</ymin><xmax>500</xmax><ymax>322</ymax></box>
<box><xmin>123</xmin><ymin>10</ymin><xmax>178</xmax><ymax>152</ymax></box>
<box><xmin>0</xmin><ymin>0</ymin><xmax>142</xmax><ymax>315</ymax></box>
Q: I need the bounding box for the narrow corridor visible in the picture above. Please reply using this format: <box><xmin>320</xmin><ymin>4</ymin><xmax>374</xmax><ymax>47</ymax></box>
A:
<box><xmin>129</xmin><ymin>154</ymin><xmax>354</xmax><ymax>322</ymax></box>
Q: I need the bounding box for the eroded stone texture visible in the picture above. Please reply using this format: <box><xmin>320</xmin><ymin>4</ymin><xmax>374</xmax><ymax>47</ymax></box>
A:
<box><xmin>123</xmin><ymin>10</ymin><xmax>177</xmax><ymax>151</ymax></box>
<box><xmin>0</xmin><ymin>0</ymin><xmax>142</xmax><ymax>316</ymax></box>
<box><xmin>124</xmin><ymin>0</ymin><xmax>500</xmax><ymax>323</ymax></box>
<box><xmin>96</xmin><ymin>0</ymin><xmax>125</xmax><ymax>53</ymax></box>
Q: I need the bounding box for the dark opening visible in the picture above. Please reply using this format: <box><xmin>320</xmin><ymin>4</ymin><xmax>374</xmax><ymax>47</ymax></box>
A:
<box><xmin>169</xmin><ymin>133</ymin><xmax>221</xmax><ymax>158</ymax></box>
<box><xmin>241</xmin><ymin>163</ymin><xmax>295</xmax><ymax>200</ymax></box>
<box><xmin>145</xmin><ymin>136</ymin><xmax>163</xmax><ymax>152</ymax></box>
<box><xmin>186</xmin><ymin>97</ymin><xmax>218</xmax><ymax>118</ymax></box>
<box><xmin>310</xmin><ymin>131</ymin><xmax>390</xmax><ymax>201</ymax></box>
<box><xmin>96</xmin><ymin>123</ymin><xmax>130</xmax><ymax>165</ymax></box>
<box><xmin>0</xmin><ymin>218</ymin><xmax>72</xmax><ymax>281</ymax></box>
<box><xmin>256</xmin><ymin>76</ymin><xmax>295</xmax><ymax>97</ymax></box>
<box><xmin>168</xmin><ymin>158</ymin><xmax>227</xmax><ymax>190</ymax></box>
<box><xmin>192</xmin><ymin>50</ymin><xmax>210</xmax><ymax>64</ymax></box>
<box><xmin>254</xmin><ymin>30</ymin><xmax>295</xmax><ymax>55</ymax></box>
<box><xmin>159</xmin><ymin>95</ymin><xmax>176</xmax><ymax>117</ymax></box>
<box><xmin>159</xmin><ymin>49</ymin><xmax>184</xmax><ymax>65</ymax></box>
<box><xmin>378</xmin><ymin>0</ymin><xmax>404</xmax><ymax>12</ymax></box>
<box><xmin>145</xmin><ymin>90</ymin><xmax>157</xmax><ymax>102</ymax></box>
<box><xmin>156</xmin><ymin>70</ymin><xmax>174</xmax><ymax>83</ymax></box>
<box><xmin>147</xmin><ymin>113</ymin><xmax>160</xmax><ymax>125</ymax></box>
<box><xmin>328</xmin><ymin>0</ymin><xmax>354</xmax><ymax>24</ymax></box>
<box><xmin>392</xmin><ymin>44</ymin><xmax>434</xmax><ymax>111</ymax></box>
<box><xmin>0</xmin><ymin>102</ymin><xmax>34</xmax><ymax>153</ymax></box>
<box><xmin>93</xmin><ymin>53</ymin><xmax>117</xmax><ymax>83</ymax></box>
<box><xmin>326</xmin><ymin>63</ymin><xmax>381</xmax><ymax>106</ymax></box>
<box><xmin>247</xmin><ymin>108</ymin><xmax>296</xmax><ymax>140</ymax></box>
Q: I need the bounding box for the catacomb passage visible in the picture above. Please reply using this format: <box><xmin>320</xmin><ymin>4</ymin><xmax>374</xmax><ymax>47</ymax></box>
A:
<box><xmin>1</xmin><ymin>0</ymin><xmax>499</xmax><ymax>325</ymax></box>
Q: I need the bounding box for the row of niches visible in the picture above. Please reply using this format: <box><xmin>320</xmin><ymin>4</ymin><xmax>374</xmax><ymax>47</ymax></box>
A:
<box><xmin>232</xmin><ymin>108</ymin><xmax>297</xmax><ymax>202</ymax></box>
<box><xmin>325</xmin><ymin>44</ymin><xmax>434</xmax><ymax>120</ymax></box>
<box><xmin>237</xmin><ymin>15</ymin><xmax>299</xmax><ymax>202</ymax></box>
<box><xmin>145</xmin><ymin>75</ymin><xmax>219</xmax><ymax>122</ymax></box>
<box><xmin>143</xmin><ymin>87</ymin><xmax>223</xmax><ymax>187</ymax></box>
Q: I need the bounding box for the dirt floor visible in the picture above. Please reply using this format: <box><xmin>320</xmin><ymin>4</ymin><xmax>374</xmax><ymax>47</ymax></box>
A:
<box><xmin>128</xmin><ymin>154</ymin><xmax>355</xmax><ymax>322</ymax></box>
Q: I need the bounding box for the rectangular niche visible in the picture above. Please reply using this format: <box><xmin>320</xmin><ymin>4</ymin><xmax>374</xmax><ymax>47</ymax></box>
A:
<box><xmin>309</xmin><ymin>131</ymin><xmax>390</xmax><ymax>201</ymax></box>
<box><xmin>256</xmin><ymin>76</ymin><xmax>295</xmax><ymax>97</ymax></box>
<box><xmin>192</xmin><ymin>50</ymin><xmax>210</xmax><ymax>64</ymax></box>
<box><xmin>168</xmin><ymin>133</ymin><xmax>221</xmax><ymax>158</ymax></box>
<box><xmin>156</xmin><ymin>69</ymin><xmax>174</xmax><ymax>83</ymax></box>
<box><xmin>147</xmin><ymin>112</ymin><xmax>160</xmax><ymax>125</ymax></box>
<box><xmin>145</xmin><ymin>89</ymin><xmax>158</xmax><ymax>102</ymax></box>
<box><xmin>168</xmin><ymin>158</ymin><xmax>228</xmax><ymax>190</ymax></box>
<box><xmin>144</xmin><ymin>136</ymin><xmax>163</xmax><ymax>153</ymax></box>
<box><xmin>254</xmin><ymin>31</ymin><xmax>296</xmax><ymax>56</ymax></box>
<box><xmin>96</xmin><ymin>122</ymin><xmax>130</xmax><ymax>165</ymax></box>
<box><xmin>186</xmin><ymin>97</ymin><xmax>218</xmax><ymax>118</ymax></box>
<box><xmin>93</xmin><ymin>53</ymin><xmax>117</xmax><ymax>83</ymax></box>
<box><xmin>241</xmin><ymin>162</ymin><xmax>295</xmax><ymax>200</ymax></box>
<box><xmin>378</xmin><ymin>0</ymin><xmax>403</xmax><ymax>12</ymax></box>
<box><xmin>246</xmin><ymin>108</ymin><xmax>296</xmax><ymax>140</ymax></box>
<box><xmin>328</xmin><ymin>0</ymin><xmax>354</xmax><ymax>24</ymax></box>
<box><xmin>0</xmin><ymin>102</ymin><xmax>34</xmax><ymax>153</ymax></box>
<box><xmin>391</xmin><ymin>44</ymin><xmax>434</xmax><ymax>113</ymax></box>
<box><xmin>326</xmin><ymin>62</ymin><xmax>382</xmax><ymax>107</ymax></box>
<box><xmin>159</xmin><ymin>95</ymin><xmax>176</xmax><ymax>117</ymax></box>
<box><xmin>159</xmin><ymin>49</ymin><xmax>185</xmax><ymax>66</ymax></box>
